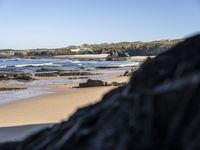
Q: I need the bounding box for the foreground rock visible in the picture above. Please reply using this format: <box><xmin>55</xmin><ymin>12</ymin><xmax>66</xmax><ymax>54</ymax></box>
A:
<box><xmin>1</xmin><ymin>35</ymin><xmax>200</xmax><ymax>149</ymax></box>
<box><xmin>0</xmin><ymin>72</ymin><xmax>34</xmax><ymax>81</ymax></box>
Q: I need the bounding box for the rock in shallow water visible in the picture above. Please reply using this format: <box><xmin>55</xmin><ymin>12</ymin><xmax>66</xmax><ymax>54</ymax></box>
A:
<box><xmin>1</xmin><ymin>35</ymin><xmax>200</xmax><ymax>150</ymax></box>
<box><xmin>0</xmin><ymin>72</ymin><xmax>34</xmax><ymax>81</ymax></box>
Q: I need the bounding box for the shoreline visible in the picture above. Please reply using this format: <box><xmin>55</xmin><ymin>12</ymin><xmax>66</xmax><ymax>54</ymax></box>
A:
<box><xmin>0</xmin><ymin>67</ymin><xmax>128</xmax><ymax>105</ymax></box>
<box><xmin>0</xmin><ymin>76</ymin><xmax>129</xmax><ymax>127</ymax></box>
<box><xmin>0</xmin><ymin>55</ymin><xmax>134</xmax><ymax>142</ymax></box>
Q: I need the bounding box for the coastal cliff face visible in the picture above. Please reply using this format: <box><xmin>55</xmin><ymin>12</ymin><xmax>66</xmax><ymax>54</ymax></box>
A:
<box><xmin>1</xmin><ymin>35</ymin><xmax>200</xmax><ymax>150</ymax></box>
<box><xmin>0</xmin><ymin>39</ymin><xmax>181</xmax><ymax>58</ymax></box>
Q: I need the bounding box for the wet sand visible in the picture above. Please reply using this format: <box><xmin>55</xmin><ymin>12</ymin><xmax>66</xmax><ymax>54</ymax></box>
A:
<box><xmin>0</xmin><ymin>76</ymin><xmax>129</xmax><ymax>142</ymax></box>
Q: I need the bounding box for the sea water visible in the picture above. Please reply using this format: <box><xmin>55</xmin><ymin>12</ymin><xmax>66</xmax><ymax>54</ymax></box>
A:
<box><xmin>0</xmin><ymin>58</ymin><xmax>140</xmax><ymax>104</ymax></box>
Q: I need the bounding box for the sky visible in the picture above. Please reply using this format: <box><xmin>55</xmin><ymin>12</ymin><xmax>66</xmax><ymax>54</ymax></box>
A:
<box><xmin>0</xmin><ymin>0</ymin><xmax>200</xmax><ymax>49</ymax></box>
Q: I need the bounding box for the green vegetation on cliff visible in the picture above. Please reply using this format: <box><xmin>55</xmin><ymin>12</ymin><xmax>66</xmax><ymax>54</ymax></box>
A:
<box><xmin>0</xmin><ymin>39</ymin><xmax>182</xmax><ymax>58</ymax></box>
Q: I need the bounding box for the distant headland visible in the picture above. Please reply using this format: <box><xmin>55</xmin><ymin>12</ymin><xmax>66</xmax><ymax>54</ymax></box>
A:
<box><xmin>0</xmin><ymin>39</ymin><xmax>182</xmax><ymax>58</ymax></box>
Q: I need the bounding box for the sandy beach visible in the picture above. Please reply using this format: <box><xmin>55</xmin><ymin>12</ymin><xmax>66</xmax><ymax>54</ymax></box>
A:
<box><xmin>0</xmin><ymin>55</ymin><xmax>135</xmax><ymax>142</ymax></box>
<box><xmin>55</xmin><ymin>54</ymin><xmax>153</xmax><ymax>62</ymax></box>
<box><xmin>0</xmin><ymin>75</ymin><xmax>129</xmax><ymax>142</ymax></box>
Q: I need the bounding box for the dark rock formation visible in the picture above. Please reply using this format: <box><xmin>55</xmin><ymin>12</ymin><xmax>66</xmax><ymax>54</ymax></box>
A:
<box><xmin>95</xmin><ymin>66</ymin><xmax>120</xmax><ymax>69</ymax></box>
<box><xmin>1</xmin><ymin>35</ymin><xmax>200</xmax><ymax>150</ymax></box>
<box><xmin>106</xmin><ymin>50</ymin><xmax>128</xmax><ymax>61</ymax></box>
<box><xmin>35</xmin><ymin>72</ymin><xmax>59</xmax><ymax>77</ymax></box>
<box><xmin>36</xmin><ymin>68</ymin><xmax>66</xmax><ymax>72</ymax></box>
<box><xmin>69</xmin><ymin>77</ymin><xmax>89</xmax><ymax>80</ymax></box>
<box><xmin>58</xmin><ymin>71</ymin><xmax>95</xmax><ymax>76</ymax></box>
<box><xmin>123</xmin><ymin>67</ymin><xmax>139</xmax><ymax>76</ymax></box>
<box><xmin>35</xmin><ymin>69</ymin><xmax>96</xmax><ymax>77</ymax></box>
<box><xmin>0</xmin><ymin>72</ymin><xmax>34</xmax><ymax>81</ymax></box>
<box><xmin>109</xmin><ymin>81</ymin><xmax>127</xmax><ymax>86</ymax></box>
<box><xmin>0</xmin><ymin>87</ymin><xmax>26</xmax><ymax>91</ymax></box>
<box><xmin>77</xmin><ymin>79</ymin><xmax>127</xmax><ymax>88</ymax></box>
<box><xmin>78</xmin><ymin>79</ymin><xmax>105</xmax><ymax>88</ymax></box>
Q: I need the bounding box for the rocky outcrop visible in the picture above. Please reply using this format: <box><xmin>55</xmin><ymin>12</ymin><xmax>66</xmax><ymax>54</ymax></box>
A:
<box><xmin>109</xmin><ymin>81</ymin><xmax>127</xmax><ymax>86</ymax></box>
<box><xmin>59</xmin><ymin>71</ymin><xmax>95</xmax><ymax>76</ymax></box>
<box><xmin>35</xmin><ymin>69</ymin><xmax>96</xmax><ymax>77</ymax></box>
<box><xmin>0</xmin><ymin>35</ymin><xmax>199</xmax><ymax>150</ymax></box>
<box><xmin>106</xmin><ymin>50</ymin><xmax>129</xmax><ymax>61</ymax></box>
<box><xmin>123</xmin><ymin>67</ymin><xmax>139</xmax><ymax>76</ymax></box>
<box><xmin>79</xmin><ymin>79</ymin><xmax>105</xmax><ymax>87</ymax></box>
<box><xmin>34</xmin><ymin>72</ymin><xmax>59</xmax><ymax>77</ymax></box>
<box><xmin>77</xmin><ymin>79</ymin><xmax>127</xmax><ymax>88</ymax></box>
<box><xmin>0</xmin><ymin>87</ymin><xmax>26</xmax><ymax>91</ymax></box>
<box><xmin>69</xmin><ymin>77</ymin><xmax>89</xmax><ymax>80</ymax></box>
<box><xmin>0</xmin><ymin>72</ymin><xmax>34</xmax><ymax>81</ymax></box>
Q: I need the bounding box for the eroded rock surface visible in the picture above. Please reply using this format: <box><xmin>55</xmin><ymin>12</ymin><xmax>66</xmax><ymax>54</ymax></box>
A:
<box><xmin>0</xmin><ymin>72</ymin><xmax>34</xmax><ymax>81</ymax></box>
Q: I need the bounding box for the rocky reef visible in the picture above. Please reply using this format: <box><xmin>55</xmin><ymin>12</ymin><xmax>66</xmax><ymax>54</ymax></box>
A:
<box><xmin>35</xmin><ymin>68</ymin><xmax>97</xmax><ymax>77</ymax></box>
<box><xmin>0</xmin><ymin>72</ymin><xmax>34</xmax><ymax>81</ymax></box>
<box><xmin>0</xmin><ymin>35</ymin><xmax>200</xmax><ymax>150</ymax></box>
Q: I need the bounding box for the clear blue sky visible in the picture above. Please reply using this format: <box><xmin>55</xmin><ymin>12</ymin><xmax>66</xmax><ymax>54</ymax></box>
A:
<box><xmin>0</xmin><ymin>0</ymin><xmax>200</xmax><ymax>49</ymax></box>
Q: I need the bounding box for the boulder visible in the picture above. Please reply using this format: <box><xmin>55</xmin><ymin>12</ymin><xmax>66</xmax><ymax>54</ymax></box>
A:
<box><xmin>1</xmin><ymin>35</ymin><xmax>200</xmax><ymax>150</ymax></box>
<box><xmin>106</xmin><ymin>50</ymin><xmax>129</xmax><ymax>61</ymax></box>
<box><xmin>79</xmin><ymin>79</ymin><xmax>105</xmax><ymax>88</ymax></box>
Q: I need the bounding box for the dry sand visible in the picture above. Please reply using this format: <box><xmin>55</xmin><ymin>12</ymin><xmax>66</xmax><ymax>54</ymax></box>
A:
<box><xmin>129</xmin><ymin>56</ymin><xmax>155</xmax><ymax>62</ymax></box>
<box><xmin>0</xmin><ymin>76</ymin><xmax>129</xmax><ymax>127</ymax></box>
<box><xmin>55</xmin><ymin>54</ymin><xmax>154</xmax><ymax>62</ymax></box>
<box><xmin>55</xmin><ymin>54</ymin><xmax>109</xmax><ymax>59</ymax></box>
<box><xmin>0</xmin><ymin>73</ymin><xmax>129</xmax><ymax>142</ymax></box>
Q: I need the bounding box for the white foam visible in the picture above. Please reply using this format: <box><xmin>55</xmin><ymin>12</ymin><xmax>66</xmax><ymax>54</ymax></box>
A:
<box><xmin>0</xmin><ymin>66</ymin><xmax>6</xmax><ymax>68</ymax></box>
<box><xmin>71</xmin><ymin>61</ymin><xmax>80</xmax><ymax>64</ymax></box>
<box><xmin>15</xmin><ymin>62</ymin><xmax>53</xmax><ymax>68</ymax></box>
<box><xmin>119</xmin><ymin>62</ymin><xmax>140</xmax><ymax>67</ymax></box>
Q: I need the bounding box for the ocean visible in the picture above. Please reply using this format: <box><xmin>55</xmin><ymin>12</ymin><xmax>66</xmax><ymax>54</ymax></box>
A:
<box><xmin>0</xmin><ymin>58</ymin><xmax>139</xmax><ymax>72</ymax></box>
<box><xmin>0</xmin><ymin>58</ymin><xmax>140</xmax><ymax>104</ymax></box>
